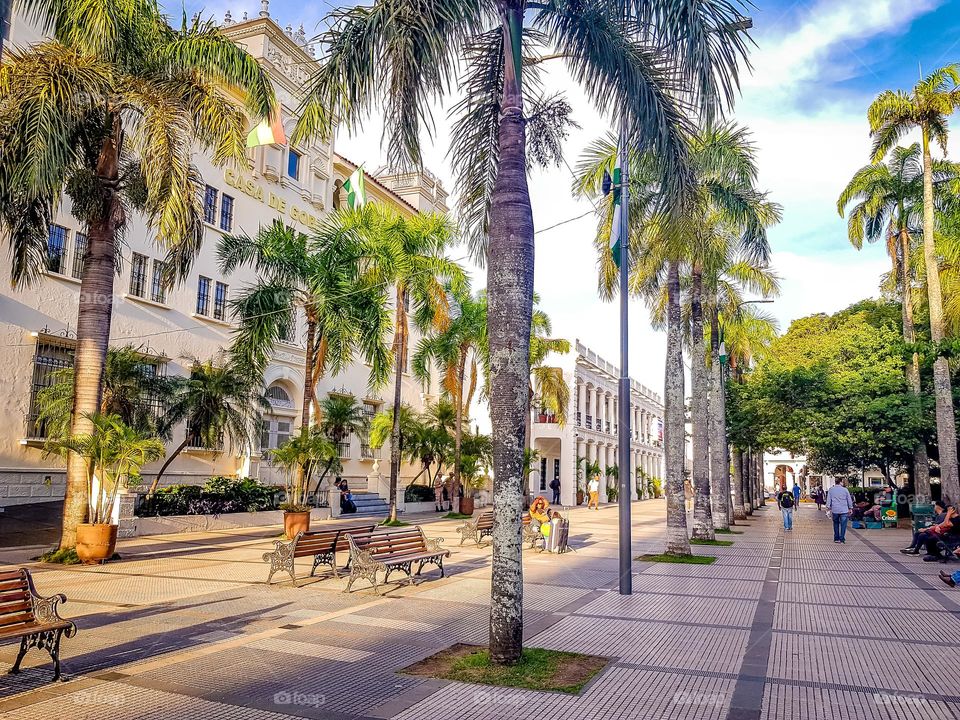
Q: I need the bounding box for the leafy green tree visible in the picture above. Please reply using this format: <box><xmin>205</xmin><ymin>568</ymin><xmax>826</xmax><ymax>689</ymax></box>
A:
<box><xmin>837</xmin><ymin>143</ymin><xmax>960</xmax><ymax>500</ymax></box>
<box><xmin>868</xmin><ymin>65</ymin><xmax>960</xmax><ymax>502</ymax></box>
<box><xmin>0</xmin><ymin>1</ymin><xmax>275</xmax><ymax>550</ymax></box>
<box><xmin>269</xmin><ymin>426</ymin><xmax>337</xmax><ymax>511</ymax></box>
<box><xmin>296</xmin><ymin>0</ymin><xmax>751</xmax><ymax>665</ymax></box>
<box><xmin>149</xmin><ymin>356</ymin><xmax>266</xmax><ymax>493</ymax></box>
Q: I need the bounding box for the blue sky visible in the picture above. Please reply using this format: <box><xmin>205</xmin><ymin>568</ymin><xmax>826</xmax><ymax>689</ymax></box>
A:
<box><xmin>179</xmin><ymin>0</ymin><xmax>960</xmax><ymax>388</ymax></box>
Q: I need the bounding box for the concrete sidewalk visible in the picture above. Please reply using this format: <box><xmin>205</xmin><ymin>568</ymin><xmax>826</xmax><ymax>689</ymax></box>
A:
<box><xmin>0</xmin><ymin>502</ymin><xmax>957</xmax><ymax>719</ymax></box>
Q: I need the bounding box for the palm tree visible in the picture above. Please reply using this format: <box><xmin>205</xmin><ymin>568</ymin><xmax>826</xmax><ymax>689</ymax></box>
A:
<box><xmin>47</xmin><ymin>413</ymin><xmax>164</xmax><ymax>526</ymax></box>
<box><xmin>369</xmin><ymin>404</ymin><xmax>421</xmax><ymax>483</ymax></box>
<box><xmin>365</xmin><ymin>207</ymin><xmax>465</xmax><ymax>521</ymax></box>
<box><xmin>837</xmin><ymin>144</ymin><xmax>960</xmax><ymax>501</ymax></box>
<box><xmin>219</xmin><ymin>213</ymin><xmax>392</xmax><ymax>427</ymax></box>
<box><xmin>148</xmin><ymin>356</ymin><xmax>266</xmax><ymax>493</ymax></box>
<box><xmin>0</xmin><ymin>1</ymin><xmax>275</xmax><ymax>550</ymax></box>
<box><xmin>312</xmin><ymin>394</ymin><xmax>367</xmax><ymax>500</ymax></box>
<box><xmin>575</xmin><ymin>123</ymin><xmax>776</xmax><ymax>548</ymax></box>
<box><xmin>269</xmin><ymin>426</ymin><xmax>337</xmax><ymax>511</ymax></box>
<box><xmin>295</xmin><ymin>0</ymin><xmax>751</xmax><ymax>665</ymax></box>
<box><xmin>37</xmin><ymin>345</ymin><xmax>172</xmax><ymax>440</ymax></box>
<box><xmin>528</xmin><ymin>303</ymin><xmax>571</xmax><ymax>434</ymax></box>
<box><xmin>413</xmin><ymin>290</ymin><xmax>487</xmax><ymax>505</ymax></box>
<box><xmin>868</xmin><ymin>65</ymin><xmax>960</xmax><ymax>502</ymax></box>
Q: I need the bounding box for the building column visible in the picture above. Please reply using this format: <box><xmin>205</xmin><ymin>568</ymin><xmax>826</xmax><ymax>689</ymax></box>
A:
<box><xmin>587</xmin><ymin>385</ymin><xmax>595</xmax><ymax>429</ymax></box>
<box><xmin>597</xmin><ymin>442</ymin><xmax>607</xmax><ymax>499</ymax></box>
<box><xmin>577</xmin><ymin>382</ymin><xmax>586</xmax><ymax>427</ymax></box>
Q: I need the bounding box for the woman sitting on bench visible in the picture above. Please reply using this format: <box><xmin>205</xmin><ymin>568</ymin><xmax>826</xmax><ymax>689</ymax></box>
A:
<box><xmin>901</xmin><ymin>501</ymin><xmax>952</xmax><ymax>555</ymax></box>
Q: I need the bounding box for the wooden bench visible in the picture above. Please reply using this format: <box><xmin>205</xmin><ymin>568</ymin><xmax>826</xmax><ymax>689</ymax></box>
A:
<box><xmin>262</xmin><ymin>522</ymin><xmax>377</xmax><ymax>585</ymax></box>
<box><xmin>344</xmin><ymin>527</ymin><xmax>449</xmax><ymax>594</ymax></box>
<box><xmin>0</xmin><ymin>568</ymin><xmax>76</xmax><ymax>681</ymax></box>
<box><xmin>456</xmin><ymin>510</ymin><xmax>494</xmax><ymax>546</ymax></box>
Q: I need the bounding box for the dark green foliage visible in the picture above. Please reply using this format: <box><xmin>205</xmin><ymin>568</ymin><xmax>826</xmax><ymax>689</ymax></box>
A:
<box><xmin>404</xmin><ymin>484</ymin><xmax>435</xmax><ymax>502</ymax></box>
<box><xmin>137</xmin><ymin>476</ymin><xmax>278</xmax><ymax>516</ymax></box>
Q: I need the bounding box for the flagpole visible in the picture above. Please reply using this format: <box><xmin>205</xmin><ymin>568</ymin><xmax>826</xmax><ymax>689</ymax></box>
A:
<box><xmin>617</xmin><ymin>121</ymin><xmax>632</xmax><ymax>596</ymax></box>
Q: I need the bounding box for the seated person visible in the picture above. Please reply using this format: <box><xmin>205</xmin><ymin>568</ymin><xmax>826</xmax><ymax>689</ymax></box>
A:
<box><xmin>851</xmin><ymin>500</ymin><xmax>872</xmax><ymax>520</ymax></box>
<box><xmin>339</xmin><ymin>478</ymin><xmax>357</xmax><ymax>514</ymax></box>
<box><xmin>862</xmin><ymin>503</ymin><xmax>882</xmax><ymax>522</ymax></box>
<box><xmin>901</xmin><ymin>501</ymin><xmax>950</xmax><ymax>554</ymax></box>
<box><xmin>921</xmin><ymin>501</ymin><xmax>958</xmax><ymax>561</ymax></box>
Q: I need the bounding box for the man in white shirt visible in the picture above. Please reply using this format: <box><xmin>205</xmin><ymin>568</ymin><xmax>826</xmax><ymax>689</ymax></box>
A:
<box><xmin>825</xmin><ymin>478</ymin><xmax>854</xmax><ymax>544</ymax></box>
<box><xmin>587</xmin><ymin>475</ymin><xmax>600</xmax><ymax>511</ymax></box>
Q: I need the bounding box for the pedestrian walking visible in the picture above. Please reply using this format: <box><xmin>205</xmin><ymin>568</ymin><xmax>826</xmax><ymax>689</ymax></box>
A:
<box><xmin>587</xmin><ymin>474</ymin><xmax>600</xmax><ymax>510</ymax></box>
<box><xmin>549</xmin><ymin>476</ymin><xmax>561</xmax><ymax>505</ymax></box>
<box><xmin>792</xmin><ymin>481</ymin><xmax>801</xmax><ymax>506</ymax></box>
<box><xmin>777</xmin><ymin>485</ymin><xmax>795</xmax><ymax>531</ymax></box>
<box><xmin>433</xmin><ymin>475</ymin><xmax>444</xmax><ymax>513</ymax></box>
<box><xmin>813</xmin><ymin>486</ymin><xmax>824</xmax><ymax>511</ymax></box>
<box><xmin>826</xmin><ymin>478</ymin><xmax>854</xmax><ymax>543</ymax></box>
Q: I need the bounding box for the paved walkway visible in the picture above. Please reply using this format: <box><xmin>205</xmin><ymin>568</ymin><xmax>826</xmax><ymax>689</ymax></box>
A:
<box><xmin>0</xmin><ymin>502</ymin><xmax>957</xmax><ymax>719</ymax></box>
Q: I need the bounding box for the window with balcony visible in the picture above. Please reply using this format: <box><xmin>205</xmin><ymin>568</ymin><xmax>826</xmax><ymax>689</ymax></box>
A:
<box><xmin>203</xmin><ymin>185</ymin><xmax>218</xmax><ymax>224</ymax></box>
<box><xmin>337</xmin><ymin>439</ymin><xmax>352</xmax><ymax>459</ymax></box>
<box><xmin>196</xmin><ymin>276</ymin><xmax>211</xmax><ymax>315</ymax></box>
<box><xmin>265</xmin><ymin>384</ymin><xmax>294</xmax><ymax>409</ymax></box>
<box><xmin>219</xmin><ymin>194</ymin><xmax>234</xmax><ymax>232</ymax></box>
<box><xmin>360</xmin><ymin>401</ymin><xmax>379</xmax><ymax>459</ymax></box>
<box><xmin>71</xmin><ymin>233</ymin><xmax>87</xmax><ymax>279</ymax></box>
<box><xmin>150</xmin><ymin>259</ymin><xmax>167</xmax><ymax>303</ymax></box>
<box><xmin>129</xmin><ymin>253</ymin><xmax>148</xmax><ymax>298</ymax></box>
<box><xmin>213</xmin><ymin>281</ymin><xmax>228</xmax><ymax>321</ymax></box>
<box><xmin>278</xmin><ymin>311</ymin><xmax>296</xmax><ymax>343</ymax></box>
<box><xmin>47</xmin><ymin>224</ymin><xmax>68</xmax><ymax>274</ymax></box>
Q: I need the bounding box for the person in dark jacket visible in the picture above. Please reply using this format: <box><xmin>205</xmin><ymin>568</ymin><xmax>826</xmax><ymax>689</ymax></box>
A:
<box><xmin>549</xmin><ymin>477</ymin><xmax>561</xmax><ymax>505</ymax></box>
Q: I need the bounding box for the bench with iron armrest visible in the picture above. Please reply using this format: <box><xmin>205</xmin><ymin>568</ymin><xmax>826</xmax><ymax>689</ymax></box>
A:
<box><xmin>933</xmin><ymin>532</ymin><xmax>960</xmax><ymax>562</ymax></box>
<box><xmin>344</xmin><ymin>527</ymin><xmax>449</xmax><ymax>594</ymax></box>
<box><xmin>262</xmin><ymin>522</ymin><xmax>378</xmax><ymax>585</ymax></box>
<box><xmin>0</xmin><ymin>568</ymin><xmax>76</xmax><ymax>682</ymax></box>
<box><xmin>457</xmin><ymin>511</ymin><xmax>494</xmax><ymax>546</ymax></box>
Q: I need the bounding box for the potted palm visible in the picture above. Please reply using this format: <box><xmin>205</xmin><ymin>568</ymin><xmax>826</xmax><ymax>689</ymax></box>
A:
<box><xmin>48</xmin><ymin>413</ymin><xmax>164</xmax><ymax>563</ymax></box>
<box><xmin>269</xmin><ymin>426</ymin><xmax>336</xmax><ymax>538</ymax></box>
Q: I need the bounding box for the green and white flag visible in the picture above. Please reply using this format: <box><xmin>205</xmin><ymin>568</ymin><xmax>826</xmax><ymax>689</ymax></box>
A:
<box><xmin>610</xmin><ymin>153</ymin><xmax>623</xmax><ymax>268</ymax></box>
<box><xmin>343</xmin><ymin>167</ymin><xmax>367</xmax><ymax>209</ymax></box>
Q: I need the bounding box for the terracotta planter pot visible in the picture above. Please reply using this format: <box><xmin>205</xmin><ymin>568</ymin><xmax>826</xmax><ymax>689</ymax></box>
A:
<box><xmin>459</xmin><ymin>497</ymin><xmax>475</xmax><ymax>516</ymax></box>
<box><xmin>75</xmin><ymin>523</ymin><xmax>118</xmax><ymax>564</ymax></box>
<box><xmin>283</xmin><ymin>510</ymin><xmax>311</xmax><ymax>539</ymax></box>
<box><xmin>576</xmin><ymin>490</ymin><xmax>584</xmax><ymax>506</ymax></box>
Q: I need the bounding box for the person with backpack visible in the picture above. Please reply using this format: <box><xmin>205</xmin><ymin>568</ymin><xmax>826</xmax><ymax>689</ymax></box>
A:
<box><xmin>777</xmin><ymin>484</ymin><xmax>796</xmax><ymax>531</ymax></box>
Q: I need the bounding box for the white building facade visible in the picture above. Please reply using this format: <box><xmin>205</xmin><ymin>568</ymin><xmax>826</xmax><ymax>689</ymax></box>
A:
<box><xmin>528</xmin><ymin>341</ymin><xmax>664</xmax><ymax>506</ymax></box>
<box><xmin>0</xmin><ymin>11</ymin><xmax>448</xmax><ymax>507</ymax></box>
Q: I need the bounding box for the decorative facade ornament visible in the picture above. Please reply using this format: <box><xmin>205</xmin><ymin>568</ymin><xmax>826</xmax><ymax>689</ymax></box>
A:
<box><xmin>260</xmin><ymin>0</ymin><xmax>269</xmax><ymax>18</ymax></box>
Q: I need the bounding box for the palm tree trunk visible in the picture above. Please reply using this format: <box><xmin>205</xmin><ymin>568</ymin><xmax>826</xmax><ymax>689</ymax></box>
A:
<box><xmin>755</xmin><ymin>449</ymin><xmax>765</xmax><ymax>506</ymax></box>
<box><xmin>389</xmin><ymin>289</ymin><xmax>407</xmax><ymax>523</ymax></box>
<box><xmin>488</xmin><ymin>0</ymin><xmax>530</xmax><ymax>666</ymax></box>
<box><xmin>59</xmin><ymin>125</ymin><xmax>121</xmax><ymax>550</ymax></box>
<box><xmin>690</xmin><ymin>266</ymin><xmax>714</xmax><ymax>540</ymax></box>
<box><xmin>301</xmin><ymin>317</ymin><xmax>316</xmax><ymax>427</ymax></box>
<box><xmin>899</xmin><ymin>228</ymin><xmax>932</xmax><ymax>502</ymax></box>
<box><xmin>451</xmin><ymin>346</ymin><xmax>466</xmax><ymax>510</ymax></box>
<box><xmin>921</xmin><ymin>130</ymin><xmax>960</xmax><ymax>503</ymax></box>
<box><xmin>708</xmin><ymin>300</ymin><xmax>731</xmax><ymax>529</ymax></box>
<box><xmin>148</xmin><ymin>437</ymin><xmax>190</xmax><ymax>495</ymax></box>
<box><xmin>732</xmin><ymin>449</ymin><xmax>745</xmax><ymax>520</ymax></box>
<box><xmin>665</xmin><ymin>260</ymin><xmax>691</xmax><ymax>555</ymax></box>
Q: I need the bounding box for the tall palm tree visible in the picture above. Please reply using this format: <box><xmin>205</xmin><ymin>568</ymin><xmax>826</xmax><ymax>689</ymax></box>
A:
<box><xmin>574</xmin><ymin>123</ymin><xmax>776</xmax><ymax>547</ymax></box>
<box><xmin>296</xmin><ymin>0</ymin><xmax>751</xmax><ymax>665</ymax></box>
<box><xmin>868</xmin><ymin>65</ymin><xmax>960</xmax><ymax>502</ymax></box>
<box><xmin>365</xmin><ymin>207</ymin><xmax>465</xmax><ymax>521</ymax></box>
<box><xmin>148</xmin><ymin>356</ymin><xmax>266</xmax><ymax>493</ymax></box>
<box><xmin>413</xmin><ymin>290</ymin><xmax>487</xmax><ymax>504</ymax></box>
<box><xmin>837</xmin><ymin>144</ymin><xmax>960</xmax><ymax>501</ymax></box>
<box><xmin>0</xmin><ymin>2</ymin><xmax>274</xmax><ymax>550</ymax></box>
<box><xmin>219</xmin><ymin>213</ymin><xmax>392</xmax><ymax>427</ymax></box>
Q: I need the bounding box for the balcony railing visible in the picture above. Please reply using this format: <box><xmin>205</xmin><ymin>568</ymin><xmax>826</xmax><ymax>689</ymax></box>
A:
<box><xmin>576</xmin><ymin>412</ymin><xmax>582</xmax><ymax>427</ymax></box>
<box><xmin>337</xmin><ymin>441</ymin><xmax>351</xmax><ymax>459</ymax></box>
<box><xmin>585</xmin><ymin>415</ymin><xmax>592</xmax><ymax>430</ymax></box>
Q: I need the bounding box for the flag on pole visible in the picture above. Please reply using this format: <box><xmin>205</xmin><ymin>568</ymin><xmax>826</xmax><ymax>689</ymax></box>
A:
<box><xmin>246</xmin><ymin>112</ymin><xmax>287</xmax><ymax>148</ymax></box>
<box><xmin>342</xmin><ymin>167</ymin><xmax>367</xmax><ymax>209</ymax></box>
<box><xmin>609</xmin><ymin>153</ymin><xmax>623</xmax><ymax>268</ymax></box>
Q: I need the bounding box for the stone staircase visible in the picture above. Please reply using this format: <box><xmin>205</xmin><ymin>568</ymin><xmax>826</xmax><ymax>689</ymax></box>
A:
<box><xmin>350</xmin><ymin>491</ymin><xmax>390</xmax><ymax>517</ymax></box>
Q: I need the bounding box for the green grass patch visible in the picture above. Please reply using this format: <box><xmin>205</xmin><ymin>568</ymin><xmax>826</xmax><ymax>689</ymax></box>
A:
<box><xmin>714</xmin><ymin>528</ymin><xmax>743</xmax><ymax>535</ymax></box>
<box><xmin>635</xmin><ymin>553</ymin><xmax>717</xmax><ymax>564</ymax></box>
<box><xmin>380</xmin><ymin>519</ymin><xmax>410</xmax><ymax>527</ymax></box>
<box><xmin>689</xmin><ymin>538</ymin><xmax>734</xmax><ymax>546</ymax></box>
<box><xmin>442</xmin><ymin>512</ymin><xmax>474</xmax><ymax>520</ymax></box>
<box><xmin>402</xmin><ymin>644</ymin><xmax>607</xmax><ymax>694</ymax></box>
<box><xmin>35</xmin><ymin>547</ymin><xmax>81</xmax><ymax>565</ymax></box>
